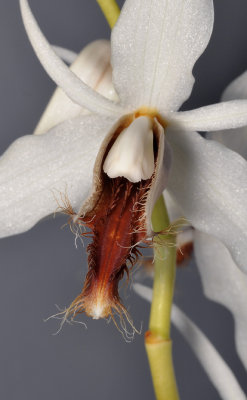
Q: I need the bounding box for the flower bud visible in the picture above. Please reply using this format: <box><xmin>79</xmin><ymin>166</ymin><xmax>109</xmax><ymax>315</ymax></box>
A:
<box><xmin>34</xmin><ymin>40</ymin><xmax>117</xmax><ymax>135</ymax></box>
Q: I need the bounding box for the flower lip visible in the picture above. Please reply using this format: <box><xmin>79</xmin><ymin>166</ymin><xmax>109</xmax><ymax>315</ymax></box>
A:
<box><xmin>56</xmin><ymin>114</ymin><xmax>168</xmax><ymax>327</ymax></box>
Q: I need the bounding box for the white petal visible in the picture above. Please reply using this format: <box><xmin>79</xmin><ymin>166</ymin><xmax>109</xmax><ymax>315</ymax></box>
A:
<box><xmin>111</xmin><ymin>0</ymin><xmax>214</xmax><ymax>111</ymax></box>
<box><xmin>194</xmin><ymin>231</ymin><xmax>247</xmax><ymax>371</ymax></box>
<box><xmin>0</xmin><ymin>114</ymin><xmax>116</xmax><ymax>237</ymax></box>
<box><xmin>103</xmin><ymin>116</ymin><xmax>154</xmax><ymax>182</ymax></box>
<box><xmin>207</xmin><ymin>72</ymin><xmax>247</xmax><ymax>159</ymax></box>
<box><xmin>134</xmin><ymin>283</ymin><xmax>246</xmax><ymax>400</ymax></box>
<box><xmin>171</xmin><ymin>100</ymin><xmax>247</xmax><ymax>132</ymax></box>
<box><xmin>52</xmin><ymin>46</ymin><xmax>77</xmax><ymax>65</ymax></box>
<box><xmin>167</xmin><ymin>128</ymin><xmax>247</xmax><ymax>272</ymax></box>
<box><xmin>34</xmin><ymin>40</ymin><xmax>118</xmax><ymax>135</ymax></box>
<box><xmin>207</xmin><ymin>126</ymin><xmax>247</xmax><ymax>160</ymax></box>
<box><xmin>20</xmin><ymin>0</ymin><xmax>123</xmax><ymax>117</ymax></box>
<box><xmin>163</xmin><ymin>190</ymin><xmax>185</xmax><ymax>222</ymax></box>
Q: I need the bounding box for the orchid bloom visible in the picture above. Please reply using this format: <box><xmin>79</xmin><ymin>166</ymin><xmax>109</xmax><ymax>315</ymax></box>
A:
<box><xmin>1</xmin><ymin>0</ymin><xmax>247</xmax><ymax>325</ymax></box>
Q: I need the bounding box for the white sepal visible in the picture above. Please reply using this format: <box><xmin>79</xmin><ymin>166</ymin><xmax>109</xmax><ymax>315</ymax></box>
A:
<box><xmin>0</xmin><ymin>114</ymin><xmax>117</xmax><ymax>237</ymax></box>
<box><xmin>111</xmin><ymin>0</ymin><xmax>214</xmax><ymax>112</ymax></box>
<box><xmin>170</xmin><ymin>100</ymin><xmax>247</xmax><ymax>132</ymax></box>
<box><xmin>194</xmin><ymin>231</ymin><xmax>247</xmax><ymax>371</ymax></box>
<box><xmin>208</xmin><ymin>71</ymin><xmax>247</xmax><ymax>159</ymax></box>
<box><xmin>103</xmin><ymin>116</ymin><xmax>154</xmax><ymax>182</ymax></box>
<box><xmin>167</xmin><ymin>127</ymin><xmax>247</xmax><ymax>272</ymax></box>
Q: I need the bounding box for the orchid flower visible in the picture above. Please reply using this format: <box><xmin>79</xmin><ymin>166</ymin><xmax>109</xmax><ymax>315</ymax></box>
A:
<box><xmin>1</xmin><ymin>0</ymin><xmax>247</xmax><ymax>326</ymax></box>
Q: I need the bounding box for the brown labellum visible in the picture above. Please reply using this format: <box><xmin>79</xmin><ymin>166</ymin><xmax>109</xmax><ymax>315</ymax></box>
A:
<box><xmin>58</xmin><ymin>115</ymin><xmax>167</xmax><ymax>329</ymax></box>
<box><xmin>75</xmin><ymin>176</ymin><xmax>152</xmax><ymax>321</ymax></box>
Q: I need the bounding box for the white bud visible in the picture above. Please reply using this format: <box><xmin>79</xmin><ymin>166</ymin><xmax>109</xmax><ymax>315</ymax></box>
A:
<box><xmin>34</xmin><ymin>40</ymin><xmax>117</xmax><ymax>135</ymax></box>
<box><xmin>103</xmin><ymin>116</ymin><xmax>155</xmax><ymax>182</ymax></box>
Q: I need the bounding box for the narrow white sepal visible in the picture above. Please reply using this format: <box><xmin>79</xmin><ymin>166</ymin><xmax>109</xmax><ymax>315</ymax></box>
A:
<box><xmin>134</xmin><ymin>283</ymin><xmax>246</xmax><ymax>400</ymax></box>
<box><xmin>19</xmin><ymin>0</ymin><xmax>124</xmax><ymax>117</ymax></box>
<box><xmin>170</xmin><ymin>100</ymin><xmax>247</xmax><ymax>132</ymax></box>
<box><xmin>208</xmin><ymin>71</ymin><xmax>247</xmax><ymax>159</ymax></box>
<box><xmin>103</xmin><ymin>116</ymin><xmax>154</xmax><ymax>182</ymax></box>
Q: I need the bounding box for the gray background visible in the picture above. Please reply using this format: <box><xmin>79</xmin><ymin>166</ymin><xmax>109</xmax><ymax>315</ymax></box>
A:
<box><xmin>0</xmin><ymin>0</ymin><xmax>247</xmax><ymax>399</ymax></box>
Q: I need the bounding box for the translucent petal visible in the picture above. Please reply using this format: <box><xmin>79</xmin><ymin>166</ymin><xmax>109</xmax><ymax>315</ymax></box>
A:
<box><xmin>134</xmin><ymin>283</ymin><xmax>246</xmax><ymax>400</ymax></box>
<box><xmin>111</xmin><ymin>0</ymin><xmax>214</xmax><ymax>111</ymax></box>
<box><xmin>208</xmin><ymin>72</ymin><xmax>247</xmax><ymax>159</ymax></box>
<box><xmin>52</xmin><ymin>45</ymin><xmax>77</xmax><ymax>65</ymax></box>
<box><xmin>34</xmin><ymin>40</ymin><xmax>117</xmax><ymax>135</ymax></box>
<box><xmin>171</xmin><ymin>100</ymin><xmax>247</xmax><ymax>132</ymax></box>
<box><xmin>167</xmin><ymin>128</ymin><xmax>247</xmax><ymax>272</ymax></box>
<box><xmin>20</xmin><ymin>0</ymin><xmax>123</xmax><ymax>117</ymax></box>
<box><xmin>222</xmin><ymin>71</ymin><xmax>247</xmax><ymax>102</ymax></box>
<box><xmin>194</xmin><ymin>231</ymin><xmax>247</xmax><ymax>371</ymax></box>
<box><xmin>0</xmin><ymin>114</ymin><xmax>116</xmax><ymax>237</ymax></box>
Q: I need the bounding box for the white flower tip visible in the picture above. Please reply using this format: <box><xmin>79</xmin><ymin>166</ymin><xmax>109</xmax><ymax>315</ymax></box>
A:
<box><xmin>91</xmin><ymin>304</ymin><xmax>105</xmax><ymax>320</ymax></box>
<box><xmin>103</xmin><ymin>116</ymin><xmax>155</xmax><ymax>183</ymax></box>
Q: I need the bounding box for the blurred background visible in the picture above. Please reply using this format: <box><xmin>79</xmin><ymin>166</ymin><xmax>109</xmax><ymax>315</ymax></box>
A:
<box><xmin>0</xmin><ymin>1</ymin><xmax>247</xmax><ymax>399</ymax></box>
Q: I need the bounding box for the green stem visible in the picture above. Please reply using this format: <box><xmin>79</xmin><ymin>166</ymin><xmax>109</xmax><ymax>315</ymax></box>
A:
<box><xmin>149</xmin><ymin>196</ymin><xmax>176</xmax><ymax>339</ymax></box>
<box><xmin>145</xmin><ymin>337</ymin><xmax>179</xmax><ymax>400</ymax></box>
<box><xmin>96</xmin><ymin>0</ymin><xmax>120</xmax><ymax>28</ymax></box>
<box><xmin>145</xmin><ymin>195</ymin><xmax>179</xmax><ymax>400</ymax></box>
